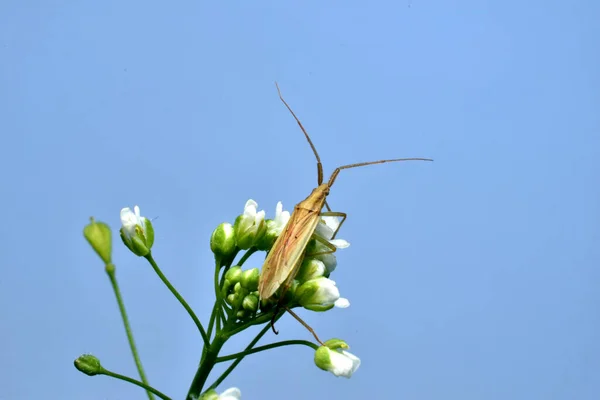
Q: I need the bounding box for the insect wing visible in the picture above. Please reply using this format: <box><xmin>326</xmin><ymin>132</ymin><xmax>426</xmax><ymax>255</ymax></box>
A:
<box><xmin>258</xmin><ymin>207</ymin><xmax>321</xmax><ymax>300</ymax></box>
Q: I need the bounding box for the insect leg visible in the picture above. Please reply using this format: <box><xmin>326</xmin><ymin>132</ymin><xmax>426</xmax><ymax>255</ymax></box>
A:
<box><xmin>319</xmin><ymin>211</ymin><xmax>347</xmax><ymax>240</ymax></box>
<box><xmin>305</xmin><ymin>233</ymin><xmax>338</xmax><ymax>257</ymax></box>
<box><xmin>285</xmin><ymin>306</ymin><xmax>324</xmax><ymax>345</ymax></box>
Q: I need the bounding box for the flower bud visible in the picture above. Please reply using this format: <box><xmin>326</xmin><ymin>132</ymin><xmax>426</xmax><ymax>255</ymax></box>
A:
<box><xmin>214</xmin><ymin>388</ymin><xmax>241</xmax><ymax>399</ymax></box>
<box><xmin>224</xmin><ymin>266</ymin><xmax>243</xmax><ymax>284</ymax></box>
<box><xmin>295</xmin><ymin>277</ymin><xmax>349</xmax><ymax>312</ymax></box>
<box><xmin>314</xmin><ymin>339</ymin><xmax>360</xmax><ymax>378</ymax></box>
<box><xmin>83</xmin><ymin>219</ymin><xmax>112</xmax><ymax>264</ymax></box>
<box><xmin>240</xmin><ymin>268</ymin><xmax>259</xmax><ymax>291</ymax></box>
<box><xmin>222</xmin><ymin>266</ymin><xmax>242</xmax><ymax>296</ymax></box>
<box><xmin>200</xmin><ymin>389</ymin><xmax>219</xmax><ymax>400</ymax></box>
<box><xmin>255</xmin><ymin>202</ymin><xmax>290</xmax><ymax>251</ymax></box>
<box><xmin>242</xmin><ymin>293</ymin><xmax>259</xmax><ymax>312</ymax></box>
<box><xmin>310</xmin><ymin>216</ymin><xmax>350</xmax><ymax>274</ymax></box>
<box><xmin>119</xmin><ymin>206</ymin><xmax>154</xmax><ymax>257</ymax></box>
<box><xmin>296</xmin><ymin>259</ymin><xmax>326</xmax><ymax>283</ymax></box>
<box><xmin>210</xmin><ymin>222</ymin><xmax>236</xmax><ymax>258</ymax></box>
<box><xmin>74</xmin><ymin>354</ymin><xmax>103</xmax><ymax>376</ymax></box>
<box><xmin>234</xmin><ymin>200</ymin><xmax>266</xmax><ymax>250</ymax></box>
<box><xmin>226</xmin><ymin>293</ymin><xmax>237</xmax><ymax>306</ymax></box>
<box><xmin>227</xmin><ymin>282</ymin><xmax>246</xmax><ymax>308</ymax></box>
<box><xmin>233</xmin><ymin>281</ymin><xmax>243</xmax><ymax>294</ymax></box>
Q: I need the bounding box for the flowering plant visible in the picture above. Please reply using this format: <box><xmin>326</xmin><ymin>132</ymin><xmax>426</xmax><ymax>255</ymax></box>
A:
<box><xmin>79</xmin><ymin>200</ymin><xmax>359</xmax><ymax>399</ymax></box>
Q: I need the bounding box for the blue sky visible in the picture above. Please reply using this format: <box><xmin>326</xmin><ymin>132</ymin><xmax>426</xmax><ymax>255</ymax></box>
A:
<box><xmin>1</xmin><ymin>1</ymin><xmax>599</xmax><ymax>399</ymax></box>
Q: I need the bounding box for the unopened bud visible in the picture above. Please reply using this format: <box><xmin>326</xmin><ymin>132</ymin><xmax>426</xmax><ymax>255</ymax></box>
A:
<box><xmin>83</xmin><ymin>219</ymin><xmax>112</xmax><ymax>264</ymax></box>
<box><xmin>210</xmin><ymin>222</ymin><xmax>236</xmax><ymax>258</ymax></box>
<box><xmin>74</xmin><ymin>354</ymin><xmax>103</xmax><ymax>376</ymax></box>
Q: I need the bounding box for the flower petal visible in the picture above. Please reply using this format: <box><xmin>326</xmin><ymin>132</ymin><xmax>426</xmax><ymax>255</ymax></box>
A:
<box><xmin>334</xmin><ymin>298</ymin><xmax>350</xmax><ymax>308</ymax></box>
<box><xmin>219</xmin><ymin>387</ymin><xmax>242</xmax><ymax>400</ymax></box>
<box><xmin>330</xmin><ymin>239</ymin><xmax>350</xmax><ymax>249</ymax></box>
<box><xmin>322</xmin><ymin>216</ymin><xmax>341</xmax><ymax>233</ymax></box>
<box><xmin>315</xmin><ymin>221</ymin><xmax>334</xmax><ymax>239</ymax></box>
<box><xmin>243</xmin><ymin>199</ymin><xmax>258</xmax><ymax>216</ymax></box>
<box><xmin>329</xmin><ymin>350</ymin><xmax>361</xmax><ymax>378</ymax></box>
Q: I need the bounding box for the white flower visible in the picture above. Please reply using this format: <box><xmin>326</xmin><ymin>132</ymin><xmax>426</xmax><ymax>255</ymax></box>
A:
<box><xmin>256</xmin><ymin>201</ymin><xmax>291</xmax><ymax>251</ymax></box>
<box><xmin>312</xmin><ymin>216</ymin><xmax>350</xmax><ymax>273</ymax></box>
<box><xmin>334</xmin><ymin>297</ymin><xmax>350</xmax><ymax>308</ymax></box>
<box><xmin>315</xmin><ymin>216</ymin><xmax>350</xmax><ymax>246</ymax></box>
<box><xmin>120</xmin><ymin>205</ymin><xmax>147</xmax><ymax>239</ymax></box>
<box><xmin>119</xmin><ymin>205</ymin><xmax>154</xmax><ymax>256</ymax></box>
<box><xmin>296</xmin><ymin>277</ymin><xmax>349</xmax><ymax>311</ymax></box>
<box><xmin>296</xmin><ymin>259</ymin><xmax>327</xmax><ymax>283</ymax></box>
<box><xmin>271</xmin><ymin>201</ymin><xmax>291</xmax><ymax>235</ymax></box>
<box><xmin>198</xmin><ymin>387</ymin><xmax>242</xmax><ymax>400</ymax></box>
<box><xmin>234</xmin><ymin>199</ymin><xmax>266</xmax><ymax>249</ymax></box>
<box><xmin>217</xmin><ymin>387</ymin><xmax>242</xmax><ymax>400</ymax></box>
<box><xmin>314</xmin><ymin>341</ymin><xmax>361</xmax><ymax>378</ymax></box>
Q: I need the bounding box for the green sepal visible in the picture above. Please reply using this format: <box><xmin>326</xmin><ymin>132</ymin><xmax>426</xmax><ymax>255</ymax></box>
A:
<box><xmin>74</xmin><ymin>354</ymin><xmax>103</xmax><ymax>376</ymax></box>
<box><xmin>83</xmin><ymin>219</ymin><xmax>112</xmax><ymax>264</ymax></box>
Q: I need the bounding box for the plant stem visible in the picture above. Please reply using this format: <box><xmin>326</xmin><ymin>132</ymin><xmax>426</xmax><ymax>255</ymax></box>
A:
<box><xmin>226</xmin><ymin>309</ymin><xmax>281</xmax><ymax>337</ymax></box>
<box><xmin>101</xmin><ymin>368</ymin><xmax>171</xmax><ymax>400</ymax></box>
<box><xmin>106</xmin><ymin>265</ymin><xmax>154</xmax><ymax>400</ymax></box>
<box><xmin>186</xmin><ymin>333</ymin><xmax>228</xmax><ymax>400</ymax></box>
<box><xmin>215</xmin><ymin>340</ymin><xmax>317</xmax><ymax>363</ymax></box>
<box><xmin>236</xmin><ymin>247</ymin><xmax>258</xmax><ymax>267</ymax></box>
<box><xmin>208</xmin><ymin>323</ymin><xmax>271</xmax><ymax>390</ymax></box>
<box><xmin>145</xmin><ymin>253</ymin><xmax>210</xmax><ymax>348</ymax></box>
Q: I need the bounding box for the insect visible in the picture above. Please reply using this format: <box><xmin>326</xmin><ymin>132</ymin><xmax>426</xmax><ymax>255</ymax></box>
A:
<box><xmin>259</xmin><ymin>83</ymin><xmax>432</xmax><ymax>336</ymax></box>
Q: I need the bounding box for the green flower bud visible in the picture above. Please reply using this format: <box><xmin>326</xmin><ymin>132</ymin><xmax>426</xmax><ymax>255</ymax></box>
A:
<box><xmin>240</xmin><ymin>268</ymin><xmax>259</xmax><ymax>291</ymax></box>
<box><xmin>210</xmin><ymin>222</ymin><xmax>236</xmax><ymax>258</ymax></box>
<box><xmin>323</xmin><ymin>338</ymin><xmax>348</xmax><ymax>350</ymax></box>
<box><xmin>229</xmin><ymin>282</ymin><xmax>246</xmax><ymax>308</ymax></box>
<box><xmin>200</xmin><ymin>388</ymin><xmax>241</xmax><ymax>400</ymax></box>
<box><xmin>242</xmin><ymin>293</ymin><xmax>259</xmax><ymax>312</ymax></box>
<box><xmin>226</xmin><ymin>293</ymin><xmax>237</xmax><ymax>305</ymax></box>
<box><xmin>314</xmin><ymin>339</ymin><xmax>360</xmax><ymax>378</ymax></box>
<box><xmin>284</xmin><ymin>279</ymin><xmax>299</xmax><ymax>303</ymax></box>
<box><xmin>296</xmin><ymin>277</ymin><xmax>347</xmax><ymax>312</ymax></box>
<box><xmin>224</xmin><ymin>266</ymin><xmax>242</xmax><ymax>284</ymax></box>
<box><xmin>234</xmin><ymin>199</ymin><xmax>266</xmax><ymax>250</ymax></box>
<box><xmin>74</xmin><ymin>354</ymin><xmax>103</xmax><ymax>376</ymax></box>
<box><xmin>119</xmin><ymin>206</ymin><xmax>154</xmax><ymax>257</ymax></box>
<box><xmin>255</xmin><ymin>219</ymin><xmax>277</xmax><ymax>251</ymax></box>
<box><xmin>83</xmin><ymin>219</ymin><xmax>112</xmax><ymax>264</ymax></box>
<box><xmin>296</xmin><ymin>259</ymin><xmax>326</xmax><ymax>283</ymax></box>
<box><xmin>199</xmin><ymin>389</ymin><xmax>219</xmax><ymax>400</ymax></box>
<box><xmin>233</xmin><ymin>281</ymin><xmax>243</xmax><ymax>294</ymax></box>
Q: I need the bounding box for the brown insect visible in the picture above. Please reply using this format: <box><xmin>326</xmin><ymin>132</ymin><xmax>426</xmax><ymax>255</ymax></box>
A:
<box><xmin>259</xmin><ymin>83</ymin><xmax>432</xmax><ymax>338</ymax></box>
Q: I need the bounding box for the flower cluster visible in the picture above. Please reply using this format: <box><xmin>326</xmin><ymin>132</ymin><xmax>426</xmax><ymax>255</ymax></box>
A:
<box><xmin>209</xmin><ymin>199</ymin><xmax>360</xmax><ymax>378</ymax></box>
<box><xmin>80</xmin><ymin>200</ymin><xmax>361</xmax><ymax>400</ymax></box>
<box><xmin>211</xmin><ymin>199</ymin><xmax>351</xmax><ymax>313</ymax></box>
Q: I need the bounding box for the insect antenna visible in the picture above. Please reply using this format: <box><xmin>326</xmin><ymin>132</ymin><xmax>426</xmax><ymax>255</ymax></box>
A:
<box><xmin>275</xmin><ymin>82</ymin><xmax>324</xmax><ymax>185</ymax></box>
<box><xmin>328</xmin><ymin>157</ymin><xmax>433</xmax><ymax>187</ymax></box>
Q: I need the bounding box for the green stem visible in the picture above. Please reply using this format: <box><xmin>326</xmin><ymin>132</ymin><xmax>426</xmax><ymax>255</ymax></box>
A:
<box><xmin>215</xmin><ymin>340</ymin><xmax>317</xmax><ymax>363</ymax></box>
<box><xmin>226</xmin><ymin>309</ymin><xmax>281</xmax><ymax>337</ymax></box>
<box><xmin>236</xmin><ymin>247</ymin><xmax>258</xmax><ymax>267</ymax></box>
<box><xmin>207</xmin><ymin>257</ymin><xmax>223</xmax><ymax>340</ymax></box>
<box><xmin>208</xmin><ymin>322</ymin><xmax>272</xmax><ymax>391</ymax></box>
<box><xmin>101</xmin><ymin>368</ymin><xmax>171</xmax><ymax>400</ymax></box>
<box><xmin>186</xmin><ymin>333</ymin><xmax>228</xmax><ymax>400</ymax></box>
<box><xmin>145</xmin><ymin>253</ymin><xmax>210</xmax><ymax>348</ymax></box>
<box><xmin>105</xmin><ymin>265</ymin><xmax>154</xmax><ymax>400</ymax></box>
